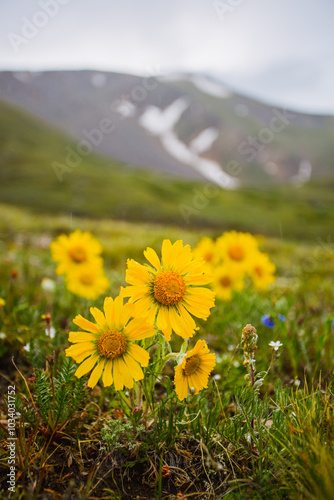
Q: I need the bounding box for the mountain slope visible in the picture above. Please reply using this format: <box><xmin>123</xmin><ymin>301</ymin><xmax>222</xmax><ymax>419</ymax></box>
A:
<box><xmin>1</xmin><ymin>70</ymin><xmax>334</xmax><ymax>187</ymax></box>
<box><xmin>0</xmin><ymin>99</ymin><xmax>334</xmax><ymax>241</ymax></box>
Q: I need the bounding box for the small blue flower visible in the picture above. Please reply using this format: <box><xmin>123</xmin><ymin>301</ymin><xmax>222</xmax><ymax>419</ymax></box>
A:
<box><xmin>262</xmin><ymin>315</ymin><xmax>275</xmax><ymax>328</ymax></box>
<box><xmin>277</xmin><ymin>314</ymin><xmax>286</xmax><ymax>321</ymax></box>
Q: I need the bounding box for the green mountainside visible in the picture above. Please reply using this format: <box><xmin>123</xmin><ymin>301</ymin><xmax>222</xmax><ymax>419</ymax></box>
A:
<box><xmin>0</xmin><ymin>99</ymin><xmax>333</xmax><ymax>241</ymax></box>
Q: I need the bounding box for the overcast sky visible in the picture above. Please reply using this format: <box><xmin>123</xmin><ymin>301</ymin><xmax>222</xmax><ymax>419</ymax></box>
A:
<box><xmin>0</xmin><ymin>0</ymin><xmax>333</xmax><ymax>113</ymax></box>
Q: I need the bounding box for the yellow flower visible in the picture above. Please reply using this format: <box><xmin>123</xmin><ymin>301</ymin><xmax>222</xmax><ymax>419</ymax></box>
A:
<box><xmin>213</xmin><ymin>265</ymin><xmax>245</xmax><ymax>301</ymax></box>
<box><xmin>248</xmin><ymin>251</ymin><xmax>276</xmax><ymax>290</ymax></box>
<box><xmin>216</xmin><ymin>231</ymin><xmax>259</xmax><ymax>271</ymax></box>
<box><xmin>50</xmin><ymin>229</ymin><xmax>103</xmax><ymax>275</ymax></box>
<box><xmin>65</xmin><ymin>262</ymin><xmax>110</xmax><ymax>300</ymax></box>
<box><xmin>0</xmin><ymin>298</ymin><xmax>6</xmax><ymax>309</ymax></box>
<box><xmin>193</xmin><ymin>237</ymin><xmax>218</xmax><ymax>270</ymax></box>
<box><xmin>65</xmin><ymin>296</ymin><xmax>155</xmax><ymax>390</ymax></box>
<box><xmin>174</xmin><ymin>340</ymin><xmax>216</xmax><ymax>401</ymax></box>
<box><xmin>121</xmin><ymin>240</ymin><xmax>215</xmax><ymax>341</ymax></box>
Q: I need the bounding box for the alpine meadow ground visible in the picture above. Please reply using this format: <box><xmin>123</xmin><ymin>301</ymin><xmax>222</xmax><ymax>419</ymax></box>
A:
<box><xmin>0</xmin><ymin>203</ymin><xmax>334</xmax><ymax>500</ymax></box>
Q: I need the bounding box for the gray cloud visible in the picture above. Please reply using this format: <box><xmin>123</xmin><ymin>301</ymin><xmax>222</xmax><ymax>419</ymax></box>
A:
<box><xmin>0</xmin><ymin>0</ymin><xmax>334</xmax><ymax>113</ymax></box>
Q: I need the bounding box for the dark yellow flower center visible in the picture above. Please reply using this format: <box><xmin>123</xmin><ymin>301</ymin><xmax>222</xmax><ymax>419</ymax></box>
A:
<box><xmin>220</xmin><ymin>276</ymin><xmax>231</xmax><ymax>288</ymax></box>
<box><xmin>154</xmin><ymin>270</ymin><xmax>186</xmax><ymax>306</ymax></box>
<box><xmin>69</xmin><ymin>245</ymin><xmax>87</xmax><ymax>263</ymax></box>
<box><xmin>79</xmin><ymin>273</ymin><xmax>94</xmax><ymax>286</ymax></box>
<box><xmin>228</xmin><ymin>245</ymin><xmax>244</xmax><ymax>261</ymax></box>
<box><xmin>204</xmin><ymin>252</ymin><xmax>213</xmax><ymax>262</ymax></box>
<box><xmin>97</xmin><ymin>330</ymin><xmax>127</xmax><ymax>359</ymax></box>
<box><xmin>184</xmin><ymin>356</ymin><xmax>200</xmax><ymax>375</ymax></box>
<box><xmin>254</xmin><ymin>266</ymin><xmax>263</xmax><ymax>277</ymax></box>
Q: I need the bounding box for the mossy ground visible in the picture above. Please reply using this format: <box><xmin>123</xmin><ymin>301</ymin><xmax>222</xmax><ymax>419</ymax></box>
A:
<box><xmin>0</xmin><ymin>203</ymin><xmax>334</xmax><ymax>499</ymax></box>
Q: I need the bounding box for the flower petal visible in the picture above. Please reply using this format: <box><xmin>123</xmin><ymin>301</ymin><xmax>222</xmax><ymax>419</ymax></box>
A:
<box><xmin>87</xmin><ymin>359</ymin><xmax>105</xmax><ymax>388</ymax></box>
<box><xmin>75</xmin><ymin>354</ymin><xmax>99</xmax><ymax>378</ymax></box>
<box><xmin>125</xmin><ymin>259</ymin><xmax>153</xmax><ymax>285</ymax></box>
<box><xmin>113</xmin><ymin>296</ymin><xmax>123</xmax><ymax>329</ymax></box>
<box><xmin>113</xmin><ymin>358</ymin><xmax>125</xmax><ymax>391</ymax></box>
<box><xmin>123</xmin><ymin>353</ymin><xmax>144</xmax><ymax>381</ymax></box>
<box><xmin>127</xmin><ymin>343</ymin><xmax>150</xmax><ymax>367</ymax></box>
<box><xmin>161</xmin><ymin>239</ymin><xmax>173</xmax><ymax>269</ymax></box>
<box><xmin>90</xmin><ymin>307</ymin><xmax>108</xmax><ymax>329</ymax></box>
<box><xmin>125</xmin><ymin>318</ymin><xmax>156</xmax><ymax>340</ymax></box>
<box><xmin>65</xmin><ymin>342</ymin><xmax>96</xmax><ymax>362</ymax></box>
<box><xmin>73</xmin><ymin>315</ymin><xmax>100</xmax><ymax>333</ymax></box>
<box><xmin>144</xmin><ymin>247</ymin><xmax>161</xmax><ymax>271</ymax></box>
<box><xmin>114</xmin><ymin>357</ymin><xmax>134</xmax><ymax>390</ymax></box>
<box><xmin>68</xmin><ymin>331</ymin><xmax>98</xmax><ymax>343</ymax></box>
<box><xmin>102</xmin><ymin>359</ymin><xmax>113</xmax><ymax>387</ymax></box>
<box><xmin>120</xmin><ymin>302</ymin><xmax>136</xmax><ymax>327</ymax></box>
<box><xmin>104</xmin><ymin>297</ymin><xmax>114</xmax><ymax>328</ymax></box>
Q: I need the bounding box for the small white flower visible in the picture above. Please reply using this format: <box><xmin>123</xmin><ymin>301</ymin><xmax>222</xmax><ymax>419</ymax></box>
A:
<box><xmin>38</xmin><ymin>235</ymin><xmax>52</xmax><ymax>249</ymax></box>
<box><xmin>41</xmin><ymin>278</ymin><xmax>56</xmax><ymax>292</ymax></box>
<box><xmin>0</xmin><ymin>332</ymin><xmax>7</xmax><ymax>339</ymax></box>
<box><xmin>213</xmin><ymin>374</ymin><xmax>221</xmax><ymax>380</ymax></box>
<box><xmin>232</xmin><ymin>360</ymin><xmax>240</xmax><ymax>368</ymax></box>
<box><xmin>245</xmin><ymin>433</ymin><xmax>252</xmax><ymax>443</ymax></box>
<box><xmin>46</xmin><ymin>326</ymin><xmax>56</xmax><ymax>339</ymax></box>
<box><xmin>269</xmin><ymin>341</ymin><xmax>283</xmax><ymax>351</ymax></box>
<box><xmin>294</xmin><ymin>379</ymin><xmax>301</xmax><ymax>387</ymax></box>
<box><xmin>23</xmin><ymin>344</ymin><xmax>30</xmax><ymax>352</ymax></box>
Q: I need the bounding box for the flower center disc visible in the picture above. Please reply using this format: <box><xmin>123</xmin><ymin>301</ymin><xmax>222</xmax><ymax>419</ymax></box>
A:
<box><xmin>254</xmin><ymin>266</ymin><xmax>263</xmax><ymax>277</ymax></box>
<box><xmin>80</xmin><ymin>273</ymin><xmax>94</xmax><ymax>285</ymax></box>
<box><xmin>204</xmin><ymin>252</ymin><xmax>213</xmax><ymax>262</ymax></box>
<box><xmin>220</xmin><ymin>276</ymin><xmax>231</xmax><ymax>288</ymax></box>
<box><xmin>154</xmin><ymin>270</ymin><xmax>186</xmax><ymax>306</ymax></box>
<box><xmin>228</xmin><ymin>245</ymin><xmax>244</xmax><ymax>261</ymax></box>
<box><xmin>184</xmin><ymin>356</ymin><xmax>200</xmax><ymax>375</ymax></box>
<box><xmin>97</xmin><ymin>330</ymin><xmax>127</xmax><ymax>359</ymax></box>
<box><xmin>69</xmin><ymin>245</ymin><xmax>87</xmax><ymax>263</ymax></box>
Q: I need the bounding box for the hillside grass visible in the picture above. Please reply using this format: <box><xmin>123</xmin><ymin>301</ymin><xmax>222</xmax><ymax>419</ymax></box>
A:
<box><xmin>1</xmin><ymin>99</ymin><xmax>334</xmax><ymax>241</ymax></box>
<box><xmin>0</xmin><ymin>204</ymin><xmax>334</xmax><ymax>498</ymax></box>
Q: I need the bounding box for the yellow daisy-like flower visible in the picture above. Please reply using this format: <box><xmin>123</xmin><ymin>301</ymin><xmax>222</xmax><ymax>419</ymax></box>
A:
<box><xmin>193</xmin><ymin>237</ymin><xmax>219</xmax><ymax>270</ymax></box>
<box><xmin>121</xmin><ymin>240</ymin><xmax>215</xmax><ymax>341</ymax></box>
<box><xmin>174</xmin><ymin>340</ymin><xmax>216</xmax><ymax>401</ymax></box>
<box><xmin>65</xmin><ymin>262</ymin><xmax>110</xmax><ymax>300</ymax></box>
<box><xmin>65</xmin><ymin>296</ymin><xmax>155</xmax><ymax>390</ymax></box>
<box><xmin>0</xmin><ymin>298</ymin><xmax>6</xmax><ymax>309</ymax></box>
<box><xmin>216</xmin><ymin>230</ymin><xmax>259</xmax><ymax>271</ymax></box>
<box><xmin>213</xmin><ymin>265</ymin><xmax>245</xmax><ymax>301</ymax></box>
<box><xmin>50</xmin><ymin>229</ymin><xmax>103</xmax><ymax>275</ymax></box>
<box><xmin>248</xmin><ymin>251</ymin><xmax>276</xmax><ymax>290</ymax></box>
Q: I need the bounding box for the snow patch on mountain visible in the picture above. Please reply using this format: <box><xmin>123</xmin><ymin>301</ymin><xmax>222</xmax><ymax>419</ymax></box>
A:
<box><xmin>290</xmin><ymin>159</ymin><xmax>312</xmax><ymax>185</ymax></box>
<box><xmin>190</xmin><ymin>75</ymin><xmax>231</xmax><ymax>98</ymax></box>
<box><xmin>140</xmin><ymin>99</ymin><xmax>239</xmax><ymax>189</ymax></box>
<box><xmin>139</xmin><ymin>97</ymin><xmax>189</xmax><ymax>135</ymax></box>
<box><xmin>190</xmin><ymin>127</ymin><xmax>219</xmax><ymax>154</ymax></box>
<box><xmin>115</xmin><ymin>99</ymin><xmax>136</xmax><ymax>118</ymax></box>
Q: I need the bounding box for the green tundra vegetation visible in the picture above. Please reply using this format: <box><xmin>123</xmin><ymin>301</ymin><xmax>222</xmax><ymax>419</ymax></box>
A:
<box><xmin>0</xmin><ymin>203</ymin><xmax>333</xmax><ymax>499</ymax></box>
